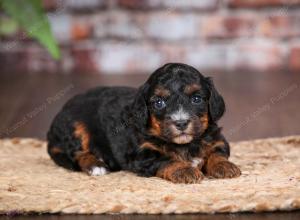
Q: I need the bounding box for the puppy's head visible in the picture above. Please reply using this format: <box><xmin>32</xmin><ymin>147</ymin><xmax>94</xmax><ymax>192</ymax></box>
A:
<box><xmin>132</xmin><ymin>63</ymin><xmax>225</xmax><ymax>144</ymax></box>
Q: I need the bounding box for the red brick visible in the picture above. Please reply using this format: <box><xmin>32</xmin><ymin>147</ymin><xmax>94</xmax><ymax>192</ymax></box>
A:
<box><xmin>289</xmin><ymin>46</ymin><xmax>300</xmax><ymax>72</ymax></box>
<box><xmin>258</xmin><ymin>15</ymin><xmax>300</xmax><ymax>38</ymax></box>
<box><xmin>229</xmin><ymin>0</ymin><xmax>300</xmax><ymax>8</ymax></box>
<box><xmin>43</xmin><ymin>0</ymin><xmax>59</xmax><ymax>11</ymax></box>
<box><xmin>202</xmin><ymin>15</ymin><xmax>256</xmax><ymax>39</ymax></box>
<box><xmin>71</xmin><ymin>16</ymin><xmax>94</xmax><ymax>41</ymax></box>
<box><xmin>118</xmin><ymin>0</ymin><xmax>219</xmax><ymax>11</ymax></box>
<box><xmin>71</xmin><ymin>46</ymin><xmax>98</xmax><ymax>73</ymax></box>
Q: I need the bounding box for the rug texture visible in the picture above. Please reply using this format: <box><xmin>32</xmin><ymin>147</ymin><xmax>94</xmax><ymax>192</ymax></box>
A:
<box><xmin>0</xmin><ymin>136</ymin><xmax>300</xmax><ymax>214</ymax></box>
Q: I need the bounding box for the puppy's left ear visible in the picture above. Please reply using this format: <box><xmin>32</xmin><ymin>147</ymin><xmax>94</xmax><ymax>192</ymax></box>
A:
<box><xmin>131</xmin><ymin>83</ymin><xmax>150</xmax><ymax>130</ymax></box>
<box><xmin>206</xmin><ymin>77</ymin><xmax>225</xmax><ymax>122</ymax></box>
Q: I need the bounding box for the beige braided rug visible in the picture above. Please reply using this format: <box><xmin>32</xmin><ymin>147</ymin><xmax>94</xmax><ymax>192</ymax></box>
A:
<box><xmin>0</xmin><ymin>136</ymin><xmax>300</xmax><ymax>214</ymax></box>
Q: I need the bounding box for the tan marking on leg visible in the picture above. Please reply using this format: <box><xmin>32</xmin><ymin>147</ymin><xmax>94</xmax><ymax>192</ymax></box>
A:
<box><xmin>74</xmin><ymin>121</ymin><xmax>90</xmax><ymax>151</ymax></box>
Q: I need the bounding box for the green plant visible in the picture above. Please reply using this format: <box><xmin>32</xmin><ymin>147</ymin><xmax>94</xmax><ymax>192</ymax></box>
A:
<box><xmin>1</xmin><ymin>0</ymin><xmax>60</xmax><ymax>59</ymax></box>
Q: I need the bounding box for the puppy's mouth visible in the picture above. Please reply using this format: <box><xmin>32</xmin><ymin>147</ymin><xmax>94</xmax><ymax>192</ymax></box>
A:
<box><xmin>172</xmin><ymin>133</ymin><xmax>193</xmax><ymax>144</ymax></box>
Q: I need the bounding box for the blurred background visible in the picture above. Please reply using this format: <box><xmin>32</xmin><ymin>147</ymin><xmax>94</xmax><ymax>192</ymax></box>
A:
<box><xmin>0</xmin><ymin>0</ymin><xmax>300</xmax><ymax>142</ymax></box>
<box><xmin>1</xmin><ymin>0</ymin><xmax>300</xmax><ymax>74</ymax></box>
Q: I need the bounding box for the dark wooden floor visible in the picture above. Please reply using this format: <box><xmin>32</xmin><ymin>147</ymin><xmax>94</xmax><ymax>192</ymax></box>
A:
<box><xmin>0</xmin><ymin>71</ymin><xmax>300</xmax><ymax>219</ymax></box>
<box><xmin>0</xmin><ymin>71</ymin><xmax>299</xmax><ymax>141</ymax></box>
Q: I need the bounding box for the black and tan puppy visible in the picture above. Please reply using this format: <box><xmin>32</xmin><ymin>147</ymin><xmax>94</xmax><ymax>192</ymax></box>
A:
<box><xmin>47</xmin><ymin>63</ymin><xmax>241</xmax><ymax>184</ymax></box>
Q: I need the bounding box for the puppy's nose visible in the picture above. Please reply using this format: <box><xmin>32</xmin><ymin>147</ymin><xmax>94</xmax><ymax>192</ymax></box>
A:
<box><xmin>174</xmin><ymin>120</ymin><xmax>189</xmax><ymax>131</ymax></box>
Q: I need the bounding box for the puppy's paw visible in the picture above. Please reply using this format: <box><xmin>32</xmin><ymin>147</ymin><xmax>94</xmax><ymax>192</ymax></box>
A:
<box><xmin>207</xmin><ymin>160</ymin><xmax>241</xmax><ymax>179</ymax></box>
<box><xmin>88</xmin><ymin>166</ymin><xmax>108</xmax><ymax>176</ymax></box>
<box><xmin>157</xmin><ymin>162</ymin><xmax>204</xmax><ymax>184</ymax></box>
<box><xmin>170</xmin><ymin>166</ymin><xmax>204</xmax><ymax>184</ymax></box>
<box><xmin>191</xmin><ymin>158</ymin><xmax>204</xmax><ymax>169</ymax></box>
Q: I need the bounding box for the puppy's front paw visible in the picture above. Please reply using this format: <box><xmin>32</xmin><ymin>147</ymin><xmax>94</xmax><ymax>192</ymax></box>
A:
<box><xmin>170</xmin><ymin>166</ymin><xmax>204</xmax><ymax>184</ymax></box>
<box><xmin>207</xmin><ymin>160</ymin><xmax>241</xmax><ymax>179</ymax></box>
<box><xmin>157</xmin><ymin>162</ymin><xmax>204</xmax><ymax>184</ymax></box>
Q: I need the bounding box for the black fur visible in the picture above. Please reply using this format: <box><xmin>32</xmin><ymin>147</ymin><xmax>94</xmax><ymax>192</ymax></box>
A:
<box><xmin>206</xmin><ymin>77</ymin><xmax>225</xmax><ymax>122</ymax></box>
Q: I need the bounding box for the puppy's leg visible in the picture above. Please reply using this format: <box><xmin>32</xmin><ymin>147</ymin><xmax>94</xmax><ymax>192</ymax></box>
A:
<box><xmin>156</xmin><ymin>161</ymin><xmax>204</xmax><ymax>184</ymax></box>
<box><xmin>75</xmin><ymin>151</ymin><xmax>108</xmax><ymax>176</ymax></box>
<box><xmin>73</xmin><ymin>121</ymin><xmax>109</xmax><ymax>176</ymax></box>
<box><xmin>203</xmin><ymin>140</ymin><xmax>241</xmax><ymax>178</ymax></box>
<box><xmin>48</xmin><ymin>120</ymin><xmax>109</xmax><ymax>176</ymax></box>
<box><xmin>132</xmin><ymin>145</ymin><xmax>203</xmax><ymax>184</ymax></box>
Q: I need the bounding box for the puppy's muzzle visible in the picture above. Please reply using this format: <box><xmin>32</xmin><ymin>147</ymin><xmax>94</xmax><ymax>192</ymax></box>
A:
<box><xmin>174</xmin><ymin>119</ymin><xmax>190</xmax><ymax>131</ymax></box>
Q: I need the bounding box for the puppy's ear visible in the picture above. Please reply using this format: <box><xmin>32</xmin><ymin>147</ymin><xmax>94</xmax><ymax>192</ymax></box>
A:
<box><xmin>206</xmin><ymin>77</ymin><xmax>225</xmax><ymax>122</ymax></box>
<box><xmin>131</xmin><ymin>83</ymin><xmax>150</xmax><ymax>130</ymax></box>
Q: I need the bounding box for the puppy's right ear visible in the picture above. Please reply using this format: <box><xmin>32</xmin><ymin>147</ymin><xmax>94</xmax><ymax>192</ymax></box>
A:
<box><xmin>131</xmin><ymin>83</ymin><xmax>150</xmax><ymax>130</ymax></box>
<box><xmin>206</xmin><ymin>77</ymin><xmax>225</xmax><ymax>122</ymax></box>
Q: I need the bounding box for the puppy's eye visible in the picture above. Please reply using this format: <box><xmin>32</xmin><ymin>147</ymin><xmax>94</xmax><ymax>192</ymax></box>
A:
<box><xmin>153</xmin><ymin>98</ymin><xmax>166</xmax><ymax>110</ymax></box>
<box><xmin>191</xmin><ymin>95</ymin><xmax>203</xmax><ymax>104</ymax></box>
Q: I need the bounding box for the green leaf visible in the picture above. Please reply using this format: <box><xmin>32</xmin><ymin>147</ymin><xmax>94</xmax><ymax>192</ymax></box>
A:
<box><xmin>0</xmin><ymin>17</ymin><xmax>18</xmax><ymax>35</ymax></box>
<box><xmin>1</xmin><ymin>0</ymin><xmax>61</xmax><ymax>59</ymax></box>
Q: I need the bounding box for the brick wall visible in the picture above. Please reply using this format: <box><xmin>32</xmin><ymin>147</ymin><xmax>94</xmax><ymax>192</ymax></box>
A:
<box><xmin>1</xmin><ymin>0</ymin><xmax>300</xmax><ymax>74</ymax></box>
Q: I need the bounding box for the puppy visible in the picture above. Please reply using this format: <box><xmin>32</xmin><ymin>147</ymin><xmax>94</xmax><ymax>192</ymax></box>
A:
<box><xmin>47</xmin><ymin>63</ymin><xmax>241</xmax><ymax>184</ymax></box>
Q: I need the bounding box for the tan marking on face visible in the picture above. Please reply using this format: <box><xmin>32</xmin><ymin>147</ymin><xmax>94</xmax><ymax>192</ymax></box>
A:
<box><xmin>199</xmin><ymin>113</ymin><xmax>209</xmax><ymax>132</ymax></box>
<box><xmin>140</xmin><ymin>142</ymin><xmax>165</xmax><ymax>154</ymax></box>
<box><xmin>74</xmin><ymin>121</ymin><xmax>90</xmax><ymax>151</ymax></box>
<box><xmin>149</xmin><ymin>115</ymin><xmax>161</xmax><ymax>136</ymax></box>
<box><xmin>154</xmin><ymin>86</ymin><xmax>170</xmax><ymax>98</ymax></box>
<box><xmin>184</xmin><ymin>84</ymin><xmax>201</xmax><ymax>95</ymax></box>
